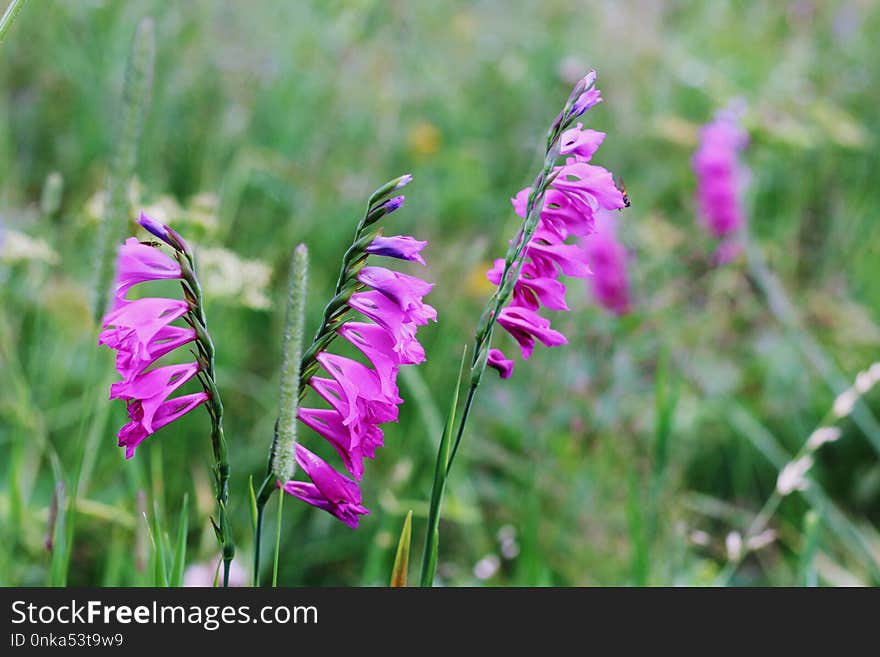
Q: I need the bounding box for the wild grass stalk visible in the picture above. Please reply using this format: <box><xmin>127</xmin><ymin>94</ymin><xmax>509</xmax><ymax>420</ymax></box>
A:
<box><xmin>92</xmin><ymin>17</ymin><xmax>155</xmax><ymax>321</ymax></box>
<box><xmin>0</xmin><ymin>0</ymin><xmax>26</xmax><ymax>46</ymax></box>
<box><xmin>744</xmin><ymin>238</ymin><xmax>880</xmax><ymax>455</ymax></box>
<box><xmin>724</xmin><ymin>401</ymin><xmax>880</xmax><ymax>583</ymax></box>
<box><xmin>254</xmin><ymin>244</ymin><xmax>308</xmax><ymax>585</ymax></box>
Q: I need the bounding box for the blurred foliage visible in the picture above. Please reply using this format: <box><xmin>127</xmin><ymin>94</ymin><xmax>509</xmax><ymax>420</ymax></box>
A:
<box><xmin>1</xmin><ymin>0</ymin><xmax>879</xmax><ymax>586</ymax></box>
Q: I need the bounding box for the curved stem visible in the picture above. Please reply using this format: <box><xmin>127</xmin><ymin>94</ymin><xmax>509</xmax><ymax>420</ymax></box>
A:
<box><xmin>180</xmin><ymin>251</ymin><xmax>235</xmax><ymax>586</ymax></box>
<box><xmin>272</xmin><ymin>491</ymin><xmax>284</xmax><ymax>587</ymax></box>
<box><xmin>252</xmin><ymin>472</ymin><xmax>275</xmax><ymax>586</ymax></box>
<box><xmin>0</xmin><ymin>0</ymin><xmax>26</xmax><ymax>45</ymax></box>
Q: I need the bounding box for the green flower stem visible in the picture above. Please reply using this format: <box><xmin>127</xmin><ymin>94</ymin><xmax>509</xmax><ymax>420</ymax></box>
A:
<box><xmin>178</xmin><ymin>249</ymin><xmax>234</xmax><ymax>587</ymax></box>
<box><xmin>272</xmin><ymin>491</ymin><xmax>284</xmax><ymax>587</ymax></box>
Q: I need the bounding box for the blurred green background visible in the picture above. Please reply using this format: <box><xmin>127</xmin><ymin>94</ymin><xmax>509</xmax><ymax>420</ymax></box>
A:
<box><xmin>2</xmin><ymin>0</ymin><xmax>879</xmax><ymax>586</ymax></box>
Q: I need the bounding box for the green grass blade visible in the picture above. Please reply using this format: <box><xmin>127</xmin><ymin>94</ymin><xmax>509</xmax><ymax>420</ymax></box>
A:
<box><xmin>419</xmin><ymin>345</ymin><xmax>468</xmax><ymax>588</ymax></box>
<box><xmin>390</xmin><ymin>510</ymin><xmax>413</xmax><ymax>587</ymax></box>
<box><xmin>169</xmin><ymin>494</ymin><xmax>189</xmax><ymax>587</ymax></box>
<box><xmin>92</xmin><ymin>16</ymin><xmax>156</xmax><ymax>319</ymax></box>
<box><xmin>272</xmin><ymin>490</ymin><xmax>284</xmax><ymax>587</ymax></box>
<box><xmin>798</xmin><ymin>510</ymin><xmax>821</xmax><ymax>587</ymax></box>
<box><xmin>47</xmin><ymin>483</ymin><xmax>67</xmax><ymax>587</ymax></box>
<box><xmin>0</xmin><ymin>0</ymin><xmax>26</xmax><ymax>45</ymax></box>
<box><xmin>626</xmin><ymin>473</ymin><xmax>649</xmax><ymax>586</ymax></box>
<box><xmin>248</xmin><ymin>474</ymin><xmax>258</xmax><ymax>535</ymax></box>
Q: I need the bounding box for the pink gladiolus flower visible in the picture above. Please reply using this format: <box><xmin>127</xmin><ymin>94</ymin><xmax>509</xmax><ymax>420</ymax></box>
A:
<box><xmin>99</xmin><ymin>229</ymin><xmax>206</xmax><ymax>458</ymax></box>
<box><xmin>348</xmin><ymin>290</ymin><xmax>435</xmax><ymax>359</ymax></box>
<box><xmin>356</xmin><ymin>266</ymin><xmax>435</xmax><ymax>321</ymax></box>
<box><xmin>497</xmin><ymin>306</ymin><xmax>568</xmax><ymax>359</ymax></box>
<box><xmin>112</xmin><ymin>238</ymin><xmax>182</xmax><ymax>308</ymax></box>
<box><xmin>117</xmin><ymin>392</ymin><xmax>209</xmax><ymax>459</ymax></box>
<box><xmin>109</xmin><ymin>362</ymin><xmax>201</xmax><ymax>433</ymax></box>
<box><xmin>569</xmin><ymin>70</ymin><xmax>602</xmax><ymax>117</ymax></box>
<box><xmin>487</xmin><ymin>72</ymin><xmax>625</xmax><ymax>375</ymax></box>
<box><xmin>281</xmin><ymin>445</ymin><xmax>370</xmax><ymax>529</ymax></box>
<box><xmin>559</xmin><ymin>123</ymin><xmax>606</xmax><ymax>161</ymax></box>
<box><xmin>692</xmin><ymin>110</ymin><xmax>748</xmax><ymax>259</ymax></box>
<box><xmin>281</xmin><ymin>221</ymin><xmax>434</xmax><ymax>526</ymax></box>
<box><xmin>487</xmin><ymin>349</ymin><xmax>515</xmax><ymax>379</ymax></box>
<box><xmin>102</xmin><ymin>325</ymin><xmax>197</xmax><ymax>383</ymax></box>
<box><xmin>487</xmin><ymin>260</ymin><xmax>569</xmax><ymax>311</ymax></box>
<box><xmin>582</xmin><ymin>212</ymin><xmax>632</xmax><ymax>316</ymax></box>
<box><xmin>365</xmin><ymin>235</ymin><xmax>427</xmax><ymax>265</ymax></box>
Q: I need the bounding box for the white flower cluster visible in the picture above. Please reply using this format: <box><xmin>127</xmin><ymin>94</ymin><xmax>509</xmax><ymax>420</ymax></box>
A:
<box><xmin>195</xmin><ymin>246</ymin><xmax>272</xmax><ymax>310</ymax></box>
<box><xmin>0</xmin><ymin>229</ymin><xmax>59</xmax><ymax>265</ymax></box>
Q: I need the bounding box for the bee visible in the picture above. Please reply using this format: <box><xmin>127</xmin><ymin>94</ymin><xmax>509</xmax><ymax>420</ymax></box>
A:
<box><xmin>140</xmin><ymin>240</ymin><xmax>163</xmax><ymax>248</ymax></box>
<box><xmin>614</xmin><ymin>176</ymin><xmax>630</xmax><ymax>209</ymax></box>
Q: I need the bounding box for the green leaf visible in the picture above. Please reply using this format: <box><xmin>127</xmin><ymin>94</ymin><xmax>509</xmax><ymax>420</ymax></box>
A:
<box><xmin>390</xmin><ymin>510</ymin><xmax>413</xmax><ymax>587</ymax></box>
<box><xmin>798</xmin><ymin>510</ymin><xmax>821</xmax><ymax>587</ymax></box>
<box><xmin>0</xmin><ymin>0</ymin><xmax>27</xmax><ymax>45</ymax></box>
<box><xmin>419</xmin><ymin>345</ymin><xmax>468</xmax><ymax>588</ymax></box>
<box><xmin>169</xmin><ymin>494</ymin><xmax>189</xmax><ymax>587</ymax></box>
<box><xmin>151</xmin><ymin>500</ymin><xmax>169</xmax><ymax>588</ymax></box>
<box><xmin>248</xmin><ymin>475</ymin><xmax>258</xmax><ymax>535</ymax></box>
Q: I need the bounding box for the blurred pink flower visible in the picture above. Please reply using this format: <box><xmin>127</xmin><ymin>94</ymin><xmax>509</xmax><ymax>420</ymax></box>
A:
<box><xmin>693</xmin><ymin>110</ymin><xmax>748</xmax><ymax>260</ymax></box>
<box><xmin>582</xmin><ymin>212</ymin><xmax>632</xmax><ymax>316</ymax></box>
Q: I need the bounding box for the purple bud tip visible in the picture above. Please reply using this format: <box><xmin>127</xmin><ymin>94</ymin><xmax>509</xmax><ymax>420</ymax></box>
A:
<box><xmin>395</xmin><ymin>174</ymin><xmax>414</xmax><ymax>190</ymax></box>
<box><xmin>383</xmin><ymin>195</ymin><xmax>405</xmax><ymax>213</ymax></box>
<box><xmin>138</xmin><ymin>212</ymin><xmax>170</xmax><ymax>242</ymax></box>
<box><xmin>569</xmin><ymin>70</ymin><xmax>601</xmax><ymax>118</ymax></box>
<box><xmin>580</xmin><ymin>69</ymin><xmax>597</xmax><ymax>90</ymax></box>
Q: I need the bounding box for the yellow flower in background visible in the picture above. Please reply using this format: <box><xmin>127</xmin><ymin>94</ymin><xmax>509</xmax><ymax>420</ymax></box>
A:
<box><xmin>465</xmin><ymin>260</ymin><xmax>497</xmax><ymax>299</ymax></box>
<box><xmin>408</xmin><ymin>121</ymin><xmax>441</xmax><ymax>156</ymax></box>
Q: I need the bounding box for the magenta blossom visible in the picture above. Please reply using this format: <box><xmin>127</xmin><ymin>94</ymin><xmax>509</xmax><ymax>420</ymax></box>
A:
<box><xmin>365</xmin><ymin>235</ymin><xmax>427</xmax><ymax>265</ymax></box>
<box><xmin>486</xmin><ymin>73</ymin><xmax>626</xmax><ymax>376</ymax></box>
<box><xmin>280</xmin><ymin>199</ymin><xmax>434</xmax><ymax>527</ymax></box>
<box><xmin>99</xmin><ymin>221</ymin><xmax>207</xmax><ymax>458</ymax></box>
<box><xmin>111</xmin><ymin>238</ymin><xmax>182</xmax><ymax>309</ymax></box>
<box><xmin>582</xmin><ymin>211</ymin><xmax>632</xmax><ymax>316</ymax></box>
<box><xmin>496</xmin><ymin>306</ymin><xmax>568</xmax><ymax>359</ymax></box>
<box><xmin>280</xmin><ymin>445</ymin><xmax>370</xmax><ymax>529</ymax></box>
<box><xmin>487</xmin><ymin>348</ymin><xmax>515</xmax><ymax>379</ymax></box>
<box><xmin>692</xmin><ymin>110</ymin><xmax>748</xmax><ymax>260</ymax></box>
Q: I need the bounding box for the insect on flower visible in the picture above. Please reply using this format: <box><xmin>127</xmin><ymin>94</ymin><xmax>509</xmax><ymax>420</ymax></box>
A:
<box><xmin>614</xmin><ymin>176</ymin><xmax>630</xmax><ymax>209</ymax></box>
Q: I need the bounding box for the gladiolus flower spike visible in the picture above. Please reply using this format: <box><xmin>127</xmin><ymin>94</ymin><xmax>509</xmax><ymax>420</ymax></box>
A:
<box><xmin>420</xmin><ymin>70</ymin><xmax>627</xmax><ymax>587</ymax></box>
<box><xmin>98</xmin><ymin>212</ymin><xmax>235</xmax><ymax>585</ymax></box>
<box><xmin>483</xmin><ymin>70</ymin><xmax>627</xmax><ymax>378</ymax></box>
<box><xmin>269</xmin><ymin>174</ymin><xmax>435</xmax><ymax>529</ymax></box>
